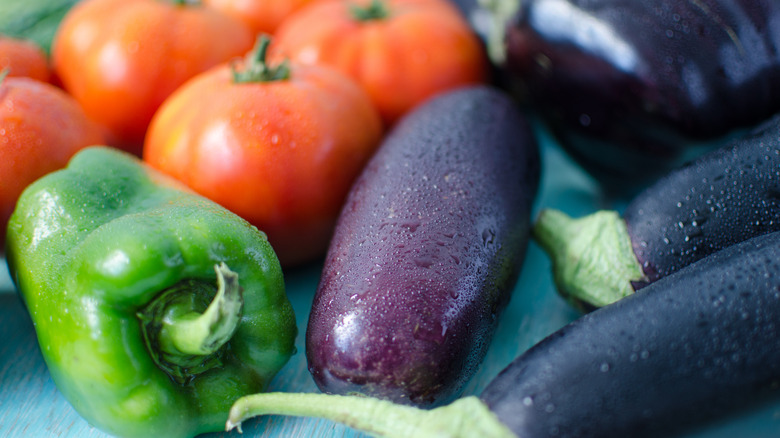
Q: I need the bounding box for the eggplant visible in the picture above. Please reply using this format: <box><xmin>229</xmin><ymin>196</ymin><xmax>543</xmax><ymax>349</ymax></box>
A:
<box><xmin>533</xmin><ymin>113</ymin><xmax>780</xmax><ymax>309</ymax></box>
<box><xmin>226</xmin><ymin>231</ymin><xmax>780</xmax><ymax>438</ymax></box>
<box><xmin>493</xmin><ymin>0</ymin><xmax>780</xmax><ymax>191</ymax></box>
<box><xmin>305</xmin><ymin>86</ymin><xmax>541</xmax><ymax>407</ymax></box>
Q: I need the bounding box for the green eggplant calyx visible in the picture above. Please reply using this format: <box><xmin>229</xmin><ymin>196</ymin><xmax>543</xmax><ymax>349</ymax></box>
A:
<box><xmin>532</xmin><ymin>209</ymin><xmax>646</xmax><ymax>310</ymax></box>
<box><xmin>226</xmin><ymin>393</ymin><xmax>517</xmax><ymax>438</ymax></box>
<box><xmin>350</xmin><ymin>0</ymin><xmax>390</xmax><ymax>21</ymax></box>
<box><xmin>138</xmin><ymin>263</ymin><xmax>244</xmax><ymax>384</ymax></box>
<box><xmin>232</xmin><ymin>35</ymin><xmax>291</xmax><ymax>83</ymax></box>
<box><xmin>478</xmin><ymin>0</ymin><xmax>520</xmax><ymax>64</ymax></box>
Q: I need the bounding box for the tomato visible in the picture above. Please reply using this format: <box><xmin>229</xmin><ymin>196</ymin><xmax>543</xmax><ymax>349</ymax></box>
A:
<box><xmin>271</xmin><ymin>0</ymin><xmax>488</xmax><ymax>126</ymax></box>
<box><xmin>143</xmin><ymin>37</ymin><xmax>383</xmax><ymax>267</ymax></box>
<box><xmin>0</xmin><ymin>36</ymin><xmax>50</xmax><ymax>82</ymax></box>
<box><xmin>0</xmin><ymin>75</ymin><xmax>107</xmax><ymax>246</ymax></box>
<box><xmin>51</xmin><ymin>0</ymin><xmax>254</xmax><ymax>155</ymax></box>
<box><xmin>202</xmin><ymin>0</ymin><xmax>319</xmax><ymax>35</ymax></box>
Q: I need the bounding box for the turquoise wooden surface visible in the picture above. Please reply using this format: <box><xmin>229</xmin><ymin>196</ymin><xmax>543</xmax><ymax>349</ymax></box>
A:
<box><xmin>1</xmin><ymin>129</ymin><xmax>779</xmax><ymax>437</ymax></box>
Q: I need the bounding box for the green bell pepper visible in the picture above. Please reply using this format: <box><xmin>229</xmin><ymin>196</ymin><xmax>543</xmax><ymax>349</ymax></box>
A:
<box><xmin>5</xmin><ymin>146</ymin><xmax>297</xmax><ymax>438</ymax></box>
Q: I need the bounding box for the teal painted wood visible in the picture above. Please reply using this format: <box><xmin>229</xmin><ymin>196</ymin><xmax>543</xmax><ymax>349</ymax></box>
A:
<box><xmin>1</xmin><ymin>132</ymin><xmax>779</xmax><ymax>437</ymax></box>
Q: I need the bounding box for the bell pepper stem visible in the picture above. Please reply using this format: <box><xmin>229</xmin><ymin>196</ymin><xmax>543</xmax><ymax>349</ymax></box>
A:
<box><xmin>225</xmin><ymin>393</ymin><xmax>517</xmax><ymax>438</ymax></box>
<box><xmin>138</xmin><ymin>262</ymin><xmax>244</xmax><ymax>383</ymax></box>
<box><xmin>160</xmin><ymin>262</ymin><xmax>243</xmax><ymax>356</ymax></box>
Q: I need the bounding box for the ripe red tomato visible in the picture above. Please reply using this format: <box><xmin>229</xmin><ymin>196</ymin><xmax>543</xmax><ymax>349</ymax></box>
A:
<box><xmin>271</xmin><ymin>0</ymin><xmax>488</xmax><ymax>126</ymax></box>
<box><xmin>51</xmin><ymin>0</ymin><xmax>254</xmax><ymax>155</ymax></box>
<box><xmin>0</xmin><ymin>75</ymin><xmax>107</xmax><ymax>246</ymax></box>
<box><xmin>202</xmin><ymin>0</ymin><xmax>319</xmax><ymax>35</ymax></box>
<box><xmin>0</xmin><ymin>36</ymin><xmax>50</xmax><ymax>83</ymax></box>
<box><xmin>143</xmin><ymin>38</ymin><xmax>383</xmax><ymax>267</ymax></box>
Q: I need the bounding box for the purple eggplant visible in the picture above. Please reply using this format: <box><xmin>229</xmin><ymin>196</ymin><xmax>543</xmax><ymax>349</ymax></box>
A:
<box><xmin>226</xmin><ymin>231</ymin><xmax>780</xmax><ymax>438</ymax></box>
<box><xmin>491</xmin><ymin>0</ymin><xmax>780</xmax><ymax>191</ymax></box>
<box><xmin>305</xmin><ymin>85</ymin><xmax>541</xmax><ymax>407</ymax></box>
<box><xmin>533</xmin><ymin>114</ymin><xmax>780</xmax><ymax>309</ymax></box>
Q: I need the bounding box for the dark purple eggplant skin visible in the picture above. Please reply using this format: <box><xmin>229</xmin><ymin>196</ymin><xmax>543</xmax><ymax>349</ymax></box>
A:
<box><xmin>305</xmin><ymin>86</ymin><xmax>541</xmax><ymax>407</ymax></box>
<box><xmin>481</xmin><ymin>231</ymin><xmax>780</xmax><ymax>438</ymax></box>
<box><xmin>625</xmin><ymin>114</ymin><xmax>780</xmax><ymax>286</ymax></box>
<box><xmin>502</xmin><ymin>0</ymin><xmax>780</xmax><ymax>190</ymax></box>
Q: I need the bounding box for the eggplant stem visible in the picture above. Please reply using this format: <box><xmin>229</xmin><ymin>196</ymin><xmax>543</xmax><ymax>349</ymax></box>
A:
<box><xmin>226</xmin><ymin>393</ymin><xmax>516</xmax><ymax>438</ymax></box>
<box><xmin>478</xmin><ymin>0</ymin><xmax>521</xmax><ymax>63</ymax></box>
<box><xmin>532</xmin><ymin>208</ymin><xmax>646</xmax><ymax>309</ymax></box>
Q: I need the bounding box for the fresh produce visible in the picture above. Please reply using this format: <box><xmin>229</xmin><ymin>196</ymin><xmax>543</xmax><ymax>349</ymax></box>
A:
<box><xmin>481</xmin><ymin>231</ymin><xmax>780</xmax><ymax>438</ymax></box>
<box><xmin>492</xmin><ymin>0</ymin><xmax>780</xmax><ymax>190</ymax></box>
<box><xmin>0</xmin><ymin>73</ymin><xmax>106</xmax><ymax>248</ymax></box>
<box><xmin>51</xmin><ymin>0</ymin><xmax>255</xmax><ymax>154</ymax></box>
<box><xmin>144</xmin><ymin>36</ymin><xmax>383</xmax><ymax>268</ymax></box>
<box><xmin>271</xmin><ymin>0</ymin><xmax>489</xmax><ymax>126</ymax></box>
<box><xmin>306</xmin><ymin>86</ymin><xmax>541</xmax><ymax>407</ymax></box>
<box><xmin>202</xmin><ymin>0</ymin><xmax>318</xmax><ymax>35</ymax></box>
<box><xmin>5</xmin><ymin>147</ymin><xmax>297</xmax><ymax>438</ymax></box>
<box><xmin>227</xmin><ymin>230</ymin><xmax>780</xmax><ymax>438</ymax></box>
<box><xmin>533</xmin><ymin>114</ymin><xmax>780</xmax><ymax>309</ymax></box>
<box><xmin>0</xmin><ymin>35</ymin><xmax>50</xmax><ymax>82</ymax></box>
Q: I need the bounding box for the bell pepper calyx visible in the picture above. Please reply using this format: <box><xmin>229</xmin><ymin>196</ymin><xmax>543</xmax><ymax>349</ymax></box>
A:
<box><xmin>138</xmin><ymin>262</ymin><xmax>244</xmax><ymax>384</ymax></box>
<box><xmin>232</xmin><ymin>35</ymin><xmax>291</xmax><ymax>83</ymax></box>
<box><xmin>350</xmin><ymin>0</ymin><xmax>390</xmax><ymax>21</ymax></box>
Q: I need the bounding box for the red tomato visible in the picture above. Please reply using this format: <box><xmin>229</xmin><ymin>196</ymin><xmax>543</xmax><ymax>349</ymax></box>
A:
<box><xmin>143</xmin><ymin>38</ymin><xmax>383</xmax><ymax>267</ymax></box>
<box><xmin>0</xmin><ymin>75</ymin><xmax>107</xmax><ymax>246</ymax></box>
<box><xmin>51</xmin><ymin>0</ymin><xmax>254</xmax><ymax>155</ymax></box>
<box><xmin>271</xmin><ymin>0</ymin><xmax>488</xmax><ymax>126</ymax></box>
<box><xmin>0</xmin><ymin>36</ymin><xmax>50</xmax><ymax>83</ymax></box>
<box><xmin>203</xmin><ymin>0</ymin><xmax>319</xmax><ymax>35</ymax></box>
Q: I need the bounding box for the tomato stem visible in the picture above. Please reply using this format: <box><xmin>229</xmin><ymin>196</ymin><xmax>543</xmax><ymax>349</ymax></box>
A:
<box><xmin>0</xmin><ymin>68</ymin><xmax>9</xmax><ymax>85</ymax></box>
<box><xmin>232</xmin><ymin>35</ymin><xmax>291</xmax><ymax>83</ymax></box>
<box><xmin>350</xmin><ymin>0</ymin><xmax>389</xmax><ymax>21</ymax></box>
<box><xmin>171</xmin><ymin>0</ymin><xmax>200</xmax><ymax>6</ymax></box>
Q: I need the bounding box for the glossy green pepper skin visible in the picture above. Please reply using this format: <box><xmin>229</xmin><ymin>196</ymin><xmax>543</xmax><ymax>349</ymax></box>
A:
<box><xmin>5</xmin><ymin>146</ymin><xmax>297</xmax><ymax>438</ymax></box>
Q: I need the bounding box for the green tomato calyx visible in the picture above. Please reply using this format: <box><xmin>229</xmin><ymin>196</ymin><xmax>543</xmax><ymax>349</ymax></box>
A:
<box><xmin>232</xmin><ymin>35</ymin><xmax>291</xmax><ymax>83</ymax></box>
<box><xmin>350</xmin><ymin>0</ymin><xmax>390</xmax><ymax>21</ymax></box>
